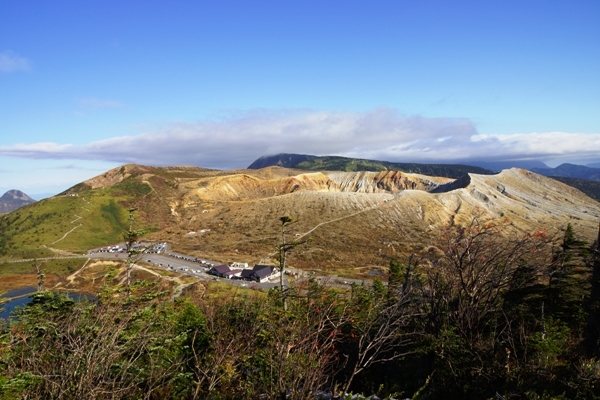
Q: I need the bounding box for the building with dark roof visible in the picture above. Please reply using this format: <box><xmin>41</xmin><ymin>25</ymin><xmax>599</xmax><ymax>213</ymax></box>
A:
<box><xmin>239</xmin><ymin>264</ymin><xmax>280</xmax><ymax>282</ymax></box>
<box><xmin>208</xmin><ymin>264</ymin><xmax>231</xmax><ymax>278</ymax></box>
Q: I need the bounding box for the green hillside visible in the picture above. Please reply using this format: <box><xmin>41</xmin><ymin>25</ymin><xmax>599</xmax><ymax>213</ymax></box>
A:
<box><xmin>0</xmin><ymin>180</ymin><xmax>157</xmax><ymax>260</ymax></box>
<box><xmin>248</xmin><ymin>153</ymin><xmax>493</xmax><ymax>178</ymax></box>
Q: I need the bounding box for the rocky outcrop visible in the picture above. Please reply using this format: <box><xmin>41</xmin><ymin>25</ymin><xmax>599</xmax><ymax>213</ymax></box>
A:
<box><xmin>182</xmin><ymin>170</ymin><xmax>453</xmax><ymax>203</ymax></box>
<box><xmin>326</xmin><ymin>171</ymin><xmax>451</xmax><ymax>193</ymax></box>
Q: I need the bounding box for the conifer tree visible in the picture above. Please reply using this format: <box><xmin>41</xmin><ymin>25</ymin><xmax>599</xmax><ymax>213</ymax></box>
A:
<box><xmin>584</xmin><ymin>221</ymin><xmax>600</xmax><ymax>357</ymax></box>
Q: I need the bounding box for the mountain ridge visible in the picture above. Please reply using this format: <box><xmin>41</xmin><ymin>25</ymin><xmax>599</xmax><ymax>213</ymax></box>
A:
<box><xmin>1</xmin><ymin>164</ymin><xmax>598</xmax><ymax>279</ymax></box>
<box><xmin>248</xmin><ymin>153</ymin><xmax>493</xmax><ymax>178</ymax></box>
<box><xmin>249</xmin><ymin>154</ymin><xmax>600</xmax><ymax>201</ymax></box>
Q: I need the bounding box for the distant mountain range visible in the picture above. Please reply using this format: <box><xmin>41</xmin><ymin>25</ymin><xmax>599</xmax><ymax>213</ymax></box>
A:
<box><xmin>0</xmin><ymin>190</ymin><xmax>36</xmax><ymax>214</ymax></box>
<box><xmin>529</xmin><ymin>163</ymin><xmax>600</xmax><ymax>181</ymax></box>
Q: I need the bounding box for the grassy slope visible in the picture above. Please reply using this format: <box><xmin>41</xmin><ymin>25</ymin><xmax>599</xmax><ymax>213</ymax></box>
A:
<box><xmin>0</xmin><ymin>180</ymin><xmax>157</xmax><ymax>260</ymax></box>
<box><xmin>0</xmin><ymin>166</ymin><xmax>219</xmax><ymax>265</ymax></box>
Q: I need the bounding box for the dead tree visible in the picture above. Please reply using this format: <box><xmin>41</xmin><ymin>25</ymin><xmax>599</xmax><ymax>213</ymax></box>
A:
<box><xmin>339</xmin><ymin>282</ymin><xmax>420</xmax><ymax>395</ymax></box>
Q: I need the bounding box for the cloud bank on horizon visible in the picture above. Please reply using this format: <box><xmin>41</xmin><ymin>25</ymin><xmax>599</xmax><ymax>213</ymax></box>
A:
<box><xmin>0</xmin><ymin>108</ymin><xmax>598</xmax><ymax>170</ymax></box>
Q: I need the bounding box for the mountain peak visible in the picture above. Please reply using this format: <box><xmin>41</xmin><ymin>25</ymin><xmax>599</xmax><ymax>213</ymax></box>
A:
<box><xmin>1</xmin><ymin>189</ymin><xmax>34</xmax><ymax>202</ymax></box>
<box><xmin>0</xmin><ymin>189</ymin><xmax>36</xmax><ymax>213</ymax></box>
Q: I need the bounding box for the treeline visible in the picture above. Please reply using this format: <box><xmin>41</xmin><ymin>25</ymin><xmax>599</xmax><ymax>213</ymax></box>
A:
<box><xmin>247</xmin><ymin>153</ymin><xmax>493</xmax><ymax>179</ymax></box>
<box><xmin>1</xmin><ymin>220</ymin><xmax>600</xmax><ymax>399</ymax></box>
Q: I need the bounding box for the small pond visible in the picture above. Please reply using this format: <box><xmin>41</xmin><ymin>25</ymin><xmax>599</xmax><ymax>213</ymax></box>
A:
<box><xmin>1</xmin><ymin>287</ymin><xmax>95</xmax><ymax>320</ymax></box>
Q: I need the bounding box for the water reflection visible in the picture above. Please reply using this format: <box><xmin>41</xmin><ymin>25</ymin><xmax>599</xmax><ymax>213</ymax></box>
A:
<box><xmin>0</xmin><ymin>286</ymin><xmax>37</xmax><ymax>298</ymax></box>
<box><xmin>0</xmin><ymin>289</ymin><xmax>96</xmax><ymax>320</ymax></box>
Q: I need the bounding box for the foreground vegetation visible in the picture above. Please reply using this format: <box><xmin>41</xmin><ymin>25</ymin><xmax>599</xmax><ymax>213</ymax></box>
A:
<box><xmin>1</xmin><ymin>219</ymin><xmax>600</xmax><ymax>399</ymax></box>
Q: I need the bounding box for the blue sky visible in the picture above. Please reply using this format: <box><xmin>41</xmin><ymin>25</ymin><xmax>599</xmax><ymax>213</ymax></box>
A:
<box><xmin>1</xmin><ymin>0</ymin><xmax>599</xmax><ymax>197</ymax></box>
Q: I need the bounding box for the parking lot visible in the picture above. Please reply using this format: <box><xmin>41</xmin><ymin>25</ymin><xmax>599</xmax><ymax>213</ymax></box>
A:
<box><xmin>88</xmin><ymin>243</ymin><xmax>282</xmax><ymax>290</ymax></box>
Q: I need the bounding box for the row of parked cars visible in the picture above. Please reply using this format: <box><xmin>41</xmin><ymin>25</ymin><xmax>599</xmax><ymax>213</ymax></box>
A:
<box><xmin>94</xmin><ymin>245</ymin><xmax>125</xmax><ymax>253</ymax></box>
<box><xmin>92</xmin><ymin>242</ymin><xmax>221</xmax><ymax>275</ymax></box>
<box><xmin>166</xmin><ymin>252</ymin><xmax>216</xmax><ymax>267</ymax></box>
<box><xmin>147</xmin><ymin>243</ymin><xmax>167</xmax><ymax>254</ymax></box>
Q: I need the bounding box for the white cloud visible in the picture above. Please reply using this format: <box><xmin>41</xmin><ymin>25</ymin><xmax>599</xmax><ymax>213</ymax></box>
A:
<box><xmin>0</xmin><ymin>50</ymin><xmax>31</xmax><ymax>72</ymax></box>
<box><xmin>0</xmin><ymin>142</ymin><xmax>73</xmax><ymax>158</ymax></box>
<box><xmin>0</xmin><ymin>108</ymin><xmax>598</xmax><ymax>169</ymax></box>
<box><xmin>468</xmin><ymin>132</ymin><xmax>600</xmax><ymax>164</ymax></box>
